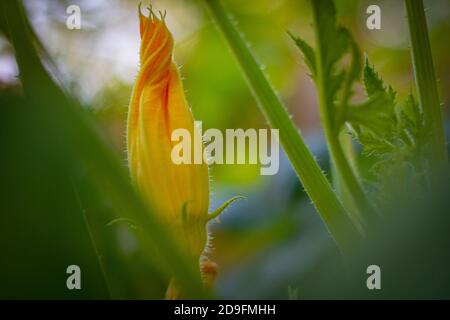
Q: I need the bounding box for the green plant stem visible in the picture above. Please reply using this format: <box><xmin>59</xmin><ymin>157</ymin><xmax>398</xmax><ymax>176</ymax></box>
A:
<box><xmin>204</xmin><ymin>0</ymin><xmax>360</xmax><ymax>253</ymax></box>
<box><xmin>332</xmin><ymin>131</ymin><xmax>363</xmax><ymax>230</ymax></box>
<box><xmin>311</xmin><ymin>3</ymin><xmax>376</xmax><ymax>227</ymax></box>
<box><xmin>405</xmin><ymin>0</ymin><xmax>448</xmax><ymax>181</ymax></box>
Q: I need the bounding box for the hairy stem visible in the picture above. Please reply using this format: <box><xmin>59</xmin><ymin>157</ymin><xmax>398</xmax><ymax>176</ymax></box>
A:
<box><xmin>204</xmin><ymin>0</ymin><xmax>360</xmax><ymax>252</ymax></box>
<box><xmin>405</xmin><ymin>0</ymin><xmax>448</xmax><ymax>181</ymax></box>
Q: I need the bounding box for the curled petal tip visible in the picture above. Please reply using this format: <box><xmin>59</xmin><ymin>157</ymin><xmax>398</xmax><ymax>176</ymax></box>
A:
<box><xmin>159</xmin><ymin>9</ymin><xmax>167</xmax><ymax>21</ymax></box>
<box><xmin>139</xmin><ymin>3</ymin><xmax>166</xmax><ymax>39</ymax></box>
<box><xmin>138</xmin><ymin>2</ymin><xmax>164</xmax><ymax>22</ymax></box>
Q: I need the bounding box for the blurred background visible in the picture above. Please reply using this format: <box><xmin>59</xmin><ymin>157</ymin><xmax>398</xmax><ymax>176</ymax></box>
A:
<box><xmin>1</xmin><ymin>0</ymin><xmax>449</xmax><ymax>299</ymax></box>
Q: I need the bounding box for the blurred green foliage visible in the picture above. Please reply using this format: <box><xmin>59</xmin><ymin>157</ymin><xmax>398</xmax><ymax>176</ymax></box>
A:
<box><xmin>0</xmin><ymin>0</ymin><xmax>208</xmax><ymax>299</ymax></box>
<box><xmin>0</xmin><ymin>0</ymin><xmax>450</xmax><ymax>299</ymax></box>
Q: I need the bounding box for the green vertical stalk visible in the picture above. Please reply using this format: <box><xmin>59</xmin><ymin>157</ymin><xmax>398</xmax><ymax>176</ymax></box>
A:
<box><xmin>311</xmin><ymin>3</ymin><xmax>376</xmax><ymax>227</ymax></box>
<box><xmin>204</xmin><ymin>0</ymin><xmax>360</xmax><ymax>253</ymax></box>
<box><xmin>405</xmin><ymin>0</ymin><xmax>448</xmax><ymax>180</ymax></box>
<box><xmin>332</xmin><ymin>131</ymin><xmax>362</xmax><ymax>230</ymax></box>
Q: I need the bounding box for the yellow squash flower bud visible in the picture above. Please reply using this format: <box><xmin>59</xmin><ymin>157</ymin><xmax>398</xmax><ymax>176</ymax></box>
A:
<box><xmin>127</xmin><ymin>7</ymin><xmax>209</xmax><ymax>259</ymax></box>
<box><xmin>127</xmin><ymin>5</ymin><xmax>243</xmax><ymax>299</ymax></box>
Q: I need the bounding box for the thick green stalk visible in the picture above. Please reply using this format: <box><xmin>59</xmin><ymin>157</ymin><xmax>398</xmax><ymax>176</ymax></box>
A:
<box><xmin>310</xmin><ymin>2</ymin><xmax>376</xmax><ymax>227</ymax></box>
<box><xmin>204</xmin><ymin>0</ymin><xmax>360</xmax><ymax>252</ymax></box>
<box><xmin>405</xmin><ymin>0</ymin><xmax>448</xmax><ymax>181</ymax></box>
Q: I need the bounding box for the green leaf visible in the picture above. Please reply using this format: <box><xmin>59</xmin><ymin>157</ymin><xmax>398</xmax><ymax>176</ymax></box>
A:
<box><xmin>350</xmin><ymin>61</ymin><xmax>429</xmax><ymax>204</ymax></box>
<box><xmin>396</xmin><ymin>93</ymin><xmax>427</xmax><ymax>154</ymax></box>
<box><xmin>207</xmin><ymin>196</ymin><xmax>246</xmax><ymax>222</ymax></box>
<box><xmin>290</xmin><ymin>2</ymin><xmax>358</xmax><ymax>125</ymax></box>
<box><xmin>347</xmin><ymin>92</ymin><xmax>396</xmax><ymax>138</ymax></box>
<box><xmin>397</xmin><ymin>93</ymin><xmax>423</xmax><ymax>139</ymax></box>
<box><xmin>288</xmin><ymin>32</ymin><xmax>316</xmax><ymax>76</ymax></box>
<box><xmin>363</xmin><ymin>58</ymin><xmax>386</xmax><ymax>97</ymax></box>
<box><xmin>308</xmin><ymin>0</ymin><xmax>377</xmax><ymax>224</ymax></box>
